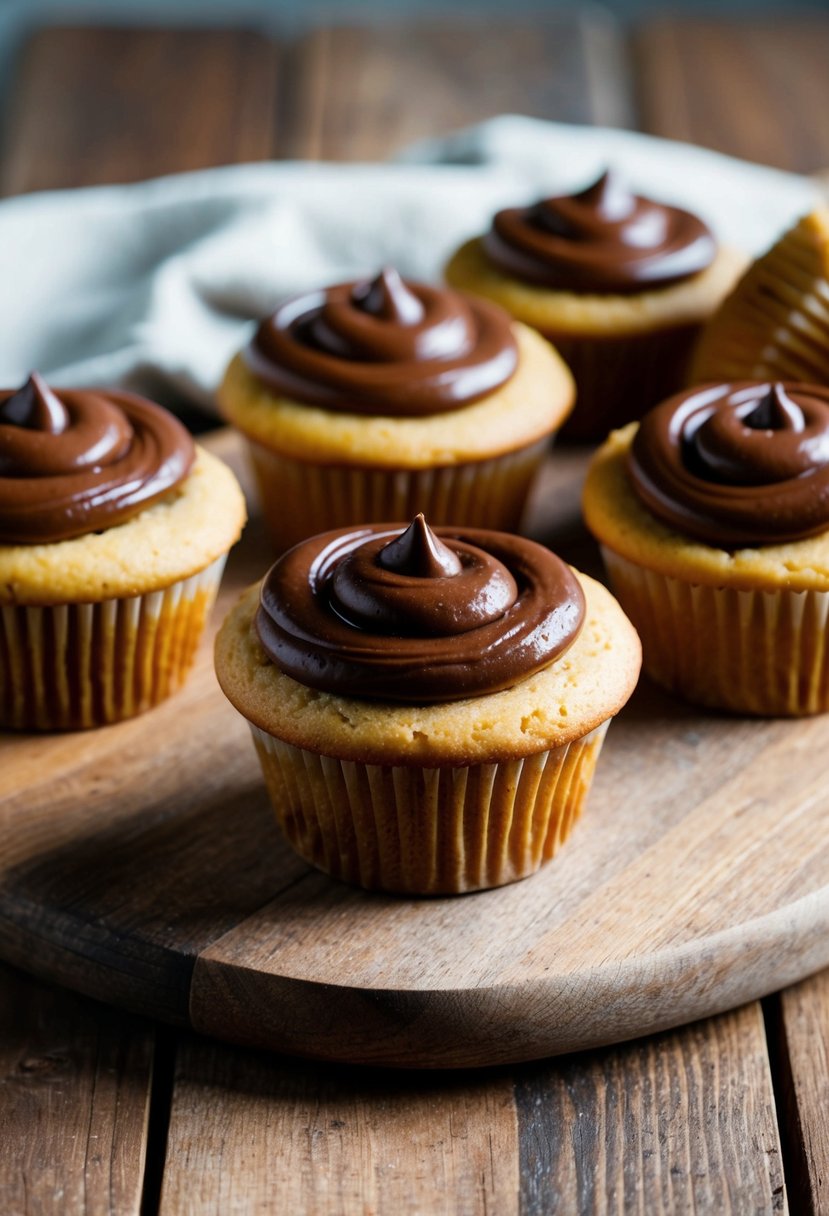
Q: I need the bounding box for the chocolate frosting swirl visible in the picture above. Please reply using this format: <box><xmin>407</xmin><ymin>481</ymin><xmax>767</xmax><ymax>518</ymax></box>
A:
<box><xmin>255</xmin><ymin>515</ymin><xmax>585</xmax><ymax>702</ymax></box>
<box><xmin>244</xmin><ymin>267</ymin><xmax>518</xmax><ymax>416</ymax></box>
<box><xmin>482</xmin><ymin>170</ymin><xmax>716</xmax><ymax>294</ymax></box>
<box><xmin>0</xmin><ymin>373</ymin><xmax>196</xmax><ymax>544</ymax></box>
<box><xmin>628</xmin><ymin>381</ymin><xmax>829</xmax><ymax>546</ymax></box>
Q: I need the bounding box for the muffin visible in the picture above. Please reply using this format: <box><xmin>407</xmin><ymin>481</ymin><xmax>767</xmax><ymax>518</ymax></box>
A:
<box><xmin>445</xmin><ymin>170</ymin><xmax>745</xmax><ymax>440</ymax></box>
<box><xmin>214</xmin><ymin>514</ymin><xmax>641</xmax><ymax>895</ymax></box>
<box><xmin>583</xmin><ymin>380</ymin><xmax>829</xmax><ymax>715</ymax></box>
<box><xmin>218</xmin><ymin>267</ymin><xmax>574</xmax><ymax>552</ymax></box>
<box><xmin>0</xmin><ymin>373</ymin><xmax>246</xmax><ymax>730</ymax></box>
<box><xmin>692</xmin><ymin>209</ymin><xmax>829</xmax><ymax>385</ymax></box>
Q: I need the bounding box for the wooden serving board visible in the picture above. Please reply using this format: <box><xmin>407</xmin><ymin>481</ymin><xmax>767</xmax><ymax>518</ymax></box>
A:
<box><xmin>1</xmin><ymin>429</ymin><xmax>828</xmax><ymax>1069</ymax></box>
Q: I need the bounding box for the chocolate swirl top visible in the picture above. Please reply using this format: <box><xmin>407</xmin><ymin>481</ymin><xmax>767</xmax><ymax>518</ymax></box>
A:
<box><xmin>628</xmin><ymin>382</ymin><xmax>829</xmax><ymax>546</ymax></box>
<box><xmin>0</xmin><ymin>373</ymin><xmax>196</xmax><ymax>544</ymax></box>
<box><xmin>255</xmin><ymin>515</ymin><xmax>585</xmax><ymax>702</ymax></box>
<box><xmin>244</xmin><ymin>267</ymin><xmax>519</xmax><ymax>416</ymax></box>
<box><xmin>482</xmin><ymin>170</ymin><xmax>716</xmax><ymax>294</ymax></box>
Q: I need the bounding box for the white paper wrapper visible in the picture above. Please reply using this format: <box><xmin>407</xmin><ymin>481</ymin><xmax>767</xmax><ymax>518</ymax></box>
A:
<box><xmin>602</xmin><ymin>547</ymin><xmax>829</xmax><ymax>716</ymax></box>
<box><xmin>0</xmin><ymin>555</ymin><xmax>227</xmax><ymax>730</ymax></box>
<box><xmin>245</xmin><ymin>437</ymin><xmax>550</xmax><ymax>553</ymax></box>
<box><xmin>249</xmin><ymin>720</ymin><xmax>610</xmax><ymax>894</ymax></box>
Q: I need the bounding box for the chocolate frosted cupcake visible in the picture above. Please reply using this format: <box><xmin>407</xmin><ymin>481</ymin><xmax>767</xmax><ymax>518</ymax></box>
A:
<box><xmin>218</xmin><ymin>267</ymin><xmax>574</xmax><ymax>552</ymax></box>
<box><xmin>445</xmin><ymin>171</ymin><xmax>745</xmax><ymax>440</ymax></box>
<box><xmin>215</xmin><ymin>515</ymin><xmax>640</xmax><ymax>894</ymax></box>
<box><xmin>0</xmin><ymin>373</ymin><xmax>245</xmax><ymax>729</ymax></box>
<box><xmin>583</xmin><ymin>380</ymin><xmax>829</xmax><ymax>715</ymax></box>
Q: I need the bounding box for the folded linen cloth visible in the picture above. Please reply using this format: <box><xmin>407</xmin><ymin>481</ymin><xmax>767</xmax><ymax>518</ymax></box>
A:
<box><xmin>0</xmin><ymin>116</ymin><xmax>820</xmax><ymax>412</ymax></box>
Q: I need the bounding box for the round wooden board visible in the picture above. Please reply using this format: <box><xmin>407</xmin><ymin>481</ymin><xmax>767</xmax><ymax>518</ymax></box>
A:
<box><xmin>1</xmin><ymin>430</ymin><xmax>828</xmax><ymax>1069</ymax></box>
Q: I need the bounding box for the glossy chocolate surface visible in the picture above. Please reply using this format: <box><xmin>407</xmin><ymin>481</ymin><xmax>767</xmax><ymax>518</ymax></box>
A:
<box><xmin>483</xmin><ymin>170</ymin><xmax>716</xmax><ymax>294</ymax></box>
<box><xmin>245</xmin><ymin>268</ymin><xmax>518</xmax><ymax>416</ymax></box>
<box><xmin>0</xmin><ymin>374</ymin><xmax>195</xmax><ymax>544</ymax></box>
<box><xmin>255</xmin><ymin>516</ymin><xmax>585</xmax><ymax>702</ymax></box>
<box><xmin>628</xmin><ymin>381</ymin><xmax>829</xmax><ymax>546</ymax></box>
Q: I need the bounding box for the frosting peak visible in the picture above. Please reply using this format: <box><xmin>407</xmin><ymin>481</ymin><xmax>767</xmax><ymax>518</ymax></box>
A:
<box><xmin>742</xmin><ymin>384</ymin><xmax>803</xmax><ymax>433</ymax></box>
<box><xmin>244</xmin><ymin>269</ymin><xmax>519</xmax><ymax>416</ymax></box>
<box><xmin>255</xmin><ymin>521</ymin><xmax>585</xmax><ymax>701</ymax></box>
<box><xmin>482</xmin><ymin>170</ymin><xmax>717</xmax><ymax>294</ymax></box>
<box><xmin>353</xmin><ymin>267</ymin><xmax>424</xmax><ymax>325</ymax></box>
<box><xmin>0</xmin><ymin>377</ymin><xmax>195</xmax><ymax>544</ymax></box>
<box><xmin>1</xmin><ymin>373</ymin><xmax>68</xmax><ymax>434</ymax></box>
<box><xmin>378</xmin><ymin>513</ymin><xmax>463</xmax><ymax>578</ymax></box>
<box><xmin>629</xmin><ymin>381</ymin><xmax>829</xmax><ymax>546</ymax></box>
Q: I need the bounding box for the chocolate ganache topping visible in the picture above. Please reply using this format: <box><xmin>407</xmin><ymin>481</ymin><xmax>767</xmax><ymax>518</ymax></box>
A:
<box><xmin>482</xmin><ymin>170</ymin><xmax>716</xmax><ymax>294</ymax></box>
<box><xmin>628</xmin><ymin>382</ymin><xmax>829</xmax><ymax>546</ymax></box>
<box><xmin>255</xmin><ymin>515</ymin><xmax>585</xmax><ymax>701</ymax></box>
<box><xmin>0</xmin><ymin>373</ymin><xmax>196</xmax><ymax>544</ymax></box>
<box><xmin>244</xmin><ymin>267</ymin><xmax>518</xmax><ymax>416</ymax></box>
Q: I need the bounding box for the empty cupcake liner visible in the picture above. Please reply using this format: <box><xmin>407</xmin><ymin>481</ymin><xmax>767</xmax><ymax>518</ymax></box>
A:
<box><xmin>248</xmin><ymin>720</ymin><xmax>610</xmax><ymax>895</ymax></box>
<box><xmin>692</xmin><ymin>212</ymin><xmax>829</xmax><ymax>384</ymax></box>
<box><xmin>0</xmin><ymin>555</ymin><xmax>227</xmax><ymax>730</ymax></box>
<box><xmin>601</xmin><ymin>547</ymin><xmax>829</xmax><ymax>716</ymax></box>
<box><xmin>244</xmin><ymin>437</ymin><xmax>550</xmax><ymax>553</ymax></box>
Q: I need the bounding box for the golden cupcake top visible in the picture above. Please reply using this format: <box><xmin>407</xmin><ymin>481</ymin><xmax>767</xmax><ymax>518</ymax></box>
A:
<box><xmin>482</xmin><ymin>170</ymin><xmax>717</xmax><ymax>295</ymax></box>
<box><xmin>628</xmin><ymin>381</ymin><xmax>829</xmax><ymax>546</ymax></box>
<box><xmin>254</xmin><ymin>515</ymin><xmax>585</xmax><ymax>702</ymax></box>
<box><xmin>244</xmin><ymin>267</ymin><xmax>519</xmax><ymax>415</ymax></box>
<box><xmin>0</xmin><ymin>373</ymin><xmax>195</xmax><ymax>544</ymax></box>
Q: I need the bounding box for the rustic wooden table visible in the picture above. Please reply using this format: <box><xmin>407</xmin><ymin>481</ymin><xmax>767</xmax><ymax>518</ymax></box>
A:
<box><xmin>1</xmin><ymin>12</ymin><xmax>828</xmax><ymax>1214</ymax></box>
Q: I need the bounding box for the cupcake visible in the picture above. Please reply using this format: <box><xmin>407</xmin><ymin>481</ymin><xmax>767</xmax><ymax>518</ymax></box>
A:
<box><xmin>445</xmin><ymin>170</ymin><xmax>745</xmax><ymax>440</ymax></box>
<box><xmin>0</xmin><ymin>373</ymin><xmax>246</xmax><ymax>730</ymax></box>
<box><xmin>692</xmin><ymin>209</ymin><xmax>829</xmax><ymax>385</ymax></box>
<box><xmin>214</xmin><ymin>514</ymin><xmax>640</xmax><ymax>895</ymax></box>
<box><xmin>583</xmin><ymin>380</ymin><xmax>829</xmax><ymax>715</ymax></box>
<box><xmin>217</xmin><ymin>267</ymin><xmax>574</xmax><ymax>552</ymax></box>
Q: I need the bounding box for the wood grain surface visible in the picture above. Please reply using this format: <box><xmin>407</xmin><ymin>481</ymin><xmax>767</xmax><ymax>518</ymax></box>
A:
<box><xmin>634</xmin><ymin>16</ymin><xmax>829</xmax><ymax>174</ymax></box>
<box><xmin>286</xmin><ymin>14</ymin><xmax>633</xmax><ymax>161</ymax></box>
<box><xmin>0</xmin><ymin>961</ymin><xmax>154</xmax><ymax>1216</ymax></box>
<box><xmin>0</xmin><ymin>28</ymin><xmax>280</xmax><ymax>195</ymax></box>
<box><xmin>158</xmin><ymin>1003</ymin><xmax>784</xmax><ymax>1215</ymax></box>
<box><xmin>771</xmin><ymin>972</ymin><xmax>829</xmax><ymax>1216</ymax></box>
<box><xmin>0</xmin><ymin>430</ymin><xmax>827</xmax><ymax>1070</ymax></box>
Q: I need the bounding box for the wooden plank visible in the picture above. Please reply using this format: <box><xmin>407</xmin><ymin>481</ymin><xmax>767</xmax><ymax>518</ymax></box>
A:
<box><xmin>516</xmin><ymin>1003</ymin><xmax>786</xmax><ymax>1215</ymax></box>
<box><xmin>160</xmin><ymin>1035</ymin><xmax>520</xmax><ymax>1216</ymax></box>
<box><xmin>1</xmin><ymin>27</ymin><xmax>280</xmax><ymax>195</ymax></box>
<box><xmin>286</xmin><ymin>14</ymin><xmax>633</xmax><ymax>162</ymax></box>
<box><xmin>0</xmin><ymin>961</ymin><xmax>154</xmax><ymax>1216</ymax></box>
<box><xmin>634</xmin><ymin>16</ymin><xmax>829</xmax><ymax>174</ymax></box>
<box><xmin>160</xmin><ymin>1003</ymin><xmax>784</xmax><ymax>1215</ymax></box>
<box><xmin>770</xmin><ymin>973</ymin><xmax>829</xmax><ymax>1216</ymax></box>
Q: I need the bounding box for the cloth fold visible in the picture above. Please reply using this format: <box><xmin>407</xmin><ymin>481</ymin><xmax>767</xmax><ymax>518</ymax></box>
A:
<box><xmin>0</xmin><ymin>116</ymin><xmax>819</xmax><ymax>411</ymax></box>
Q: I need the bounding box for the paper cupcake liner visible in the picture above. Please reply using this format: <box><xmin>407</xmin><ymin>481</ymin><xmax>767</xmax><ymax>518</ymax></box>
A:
<box><xmin>0</xmin><ymin>555</ymin><xmax>227</xmax><ymax>731</ymax></box>
<box><xmin>244</xmin><ymin>438</ymin><xmax>549</xmax><ymax>553</ymax></box>
<box><xmin>547</xmin><ymin>325</ymin><xmax>701</xmax><ymax>443</ymax></box>
<box><xmin>692</xmin><ymin>212</ymin><xmax>829</xmax><ymax>384</ymax></box>
<box><xmin>248</xmin><ymin>720</ymin><xmax>610</xmax><ymax>895</ymax></box>
<box><xmin>601</xmin><ymin>547</ymin><xmax>829</xmax><ymax>716</ymax></box>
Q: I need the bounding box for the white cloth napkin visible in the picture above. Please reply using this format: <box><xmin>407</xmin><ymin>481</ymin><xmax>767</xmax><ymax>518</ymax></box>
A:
<box><xmin>0</xmin><ymin>116</ymin><xmax>820</xmax><ymax>412</ymax></box>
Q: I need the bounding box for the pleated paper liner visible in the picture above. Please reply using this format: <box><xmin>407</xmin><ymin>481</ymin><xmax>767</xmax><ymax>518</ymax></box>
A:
<box><xmin>249</xmin><ymin>720</ymin><xmax>610</xmax><ymax>895</ymax></box>
<box><xmin>691</xmin><ymin>210</ymin><xmax>829</xmax><ymax>384</ymax></box>
<box><xmin>601</xmin><ymin>547</ymin><xmax>829</xmax><ymax>716</ymax></box>
<box><xmin>0</xmin><ymin>555</ymin><xmax>227</xmax><ymax>731</ymax></box>
<box><xmin>244</xmin><ymin>437</ymin><xmax>549</xmax><ymax>553</ymax></box>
